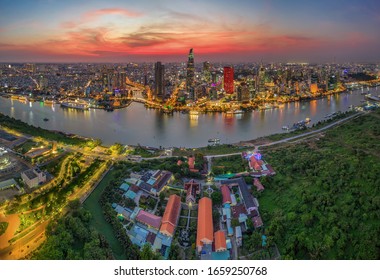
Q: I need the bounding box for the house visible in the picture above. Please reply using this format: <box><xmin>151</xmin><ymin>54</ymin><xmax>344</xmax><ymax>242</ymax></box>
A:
<box><xmin>214</xmin><ymin>230</ymin><xmax>227</xmax><ymax>252</ymax></box>
<box><xmin>136</xmin><ymin>210</ymin><xmax>162</xmax><ymax>230</ymax></box>
<box><xmin>184</xmin><ymin>179</ymin><xmax>200</xmax><ymax>204</ymax></box>
<box><xmin>196</xmin><ymin>197</ymin><xmax>214</xmax><ymax>253</ymax></box>
<box><xmin>119</xmin><ymin>182</ymin><xmax>130</xmax><ymax>192</ymax></box>
<box><xmin>252</xmin><ymin>215</ymin><xmax>264</xmax><ymax>229</ymax></box>
<box><xmin>160</xmin><ymin>194</ymin><xmax>181</xmax><ymax>237</ymax></box>
<box><xmin>188</xmin><ymin>156</ymin><xmax>199</xmax><ymax>173</ymax></box>
<box><xmin>222</xmin><ymin>178</ymin><xmax>258</xmax><ymax>215</ymax></box>
<box><xmin>221</xmin><ymin>185</ymin><xmax>231</xmax><ymax>205</ymax></box>
<box><xmin>21</xmin><ymin>168</ymin><xmax>46</xmax><ymax>188</ymax></box>
<box><xmin>254</xmin><ymin>178</ymin><xmax>265</xmax><ymax>192</ymax></box>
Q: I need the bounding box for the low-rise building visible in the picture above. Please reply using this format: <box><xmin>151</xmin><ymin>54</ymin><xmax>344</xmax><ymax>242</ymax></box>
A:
<box><xmin>136</xmin><ymin>209</ymin><xmax>162</xmax><ymax>230</ymax></box>
<box><xmin>160</xmin><ymin>194</ymin><xmax>181</xmax><ymax>237</ymax></box>
<box><xmin>21</xmin><ymin>168</ymin><xmax>46</xmax><ymax>188</ymax></box>
<box><xmin>184</xmin><ymin>179</ymin><xmax>200</xmax><ymax>204</ymax></box>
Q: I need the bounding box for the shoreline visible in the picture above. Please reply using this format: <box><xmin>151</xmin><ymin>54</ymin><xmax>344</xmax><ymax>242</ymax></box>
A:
<box><xmin>1</xmin><ymin>82</ymin><xmax>378</xmax><ymax>114</ymax></box>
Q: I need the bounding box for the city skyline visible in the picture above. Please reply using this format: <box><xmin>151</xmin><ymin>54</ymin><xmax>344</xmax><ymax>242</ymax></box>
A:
<box><xmin>1</xmin><ymin>0</ymin><xmax>380</xmax><ymax>63</ymax></box>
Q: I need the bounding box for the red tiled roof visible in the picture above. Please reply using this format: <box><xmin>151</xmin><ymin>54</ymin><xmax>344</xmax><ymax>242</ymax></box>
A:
<box><xmin>196</xmin><ymin>197</ymin><xmax>214</xmax><ymax>250</ymax></box>
<box><xmin>136</xmin><ymin>210</ymin><xmax>162</xmax><ymax>229</ymax></box>
<box><xmin>214</xmin><ymin>230</ymin><xmax>227</xmax><ymax>252</ymax></box>
<box><xmin>252</xmin><ymin>216</ymin><xmax>263</xmax><ymax>228</ymax></box>
<box><xmin>221</xmin><ymin>185</ymin><xmax>231</xmax><ymax>204</ymax></box>
<box><xmin>188</xmin><ymin>156</ymin><xmax>195</xmax><ymax>170</ymax></box>
<box><xmin>254</xmin><ymin>178</ymin><xmax>265</xmax><ymax>191</ymax></box>
<box><xmin>250</xmin><ymin>157</ymin><xmax>261</xmax><ymax>170</ymax></box>
<box><xmin>160</xmin><ymin>195</ymin><xmax>181</xmax><ymax>237</ymax></box>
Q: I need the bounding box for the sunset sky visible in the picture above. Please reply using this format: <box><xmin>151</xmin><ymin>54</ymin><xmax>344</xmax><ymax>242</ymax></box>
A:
<box><xmin>0</xmin><ymin>0</ymin><xmax>379</xmax><ymax>63</ymax></box>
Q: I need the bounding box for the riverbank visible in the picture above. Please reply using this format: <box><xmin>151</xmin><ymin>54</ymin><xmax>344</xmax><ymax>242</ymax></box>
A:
<box><xmin>0</xmin><ymin>85</ymin><xmax>377</xmax><ymax>148</ymax></box>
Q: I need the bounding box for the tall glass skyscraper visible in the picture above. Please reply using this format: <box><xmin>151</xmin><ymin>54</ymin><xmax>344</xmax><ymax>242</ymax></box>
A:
<box><xmin>154</xmin><ymin>61</ymin><xmax>165</xmax><ymax>100</ymax></box>
<box><xmin>186</xmin><ymin>48</ymin><xmax>195</xmax><ymax>98</ymax></box>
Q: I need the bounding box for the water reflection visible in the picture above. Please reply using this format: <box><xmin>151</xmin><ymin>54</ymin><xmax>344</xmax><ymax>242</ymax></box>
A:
<box><xmin>0</xmin><ymin>87</ymin><xmax>376</xmax><ymax>147</ymax></box>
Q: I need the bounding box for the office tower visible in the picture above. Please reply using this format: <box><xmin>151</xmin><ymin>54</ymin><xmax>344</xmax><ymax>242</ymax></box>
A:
<box><xmin>237</xmin><ymin>83</ymin><xmax>250</xmax><ymax>102</ymax></box>
<box><xmin>203</xmin><ymin>61</ymin><xmax>211</xmax><ymax>83</ymax></box>
<box><xmin>154</xmin><ymin>61</ymin><xmax>165</xmax><ymax>100</ymax></box>
<box><xmin>223</xmin><ymin>66</ymin><xmax>234</xmax><ymax>94</ymax></box>
<box><xmin>186</xmin><ymin>48</ymin><xmax>195</xmax><ymax>95</ymax></box>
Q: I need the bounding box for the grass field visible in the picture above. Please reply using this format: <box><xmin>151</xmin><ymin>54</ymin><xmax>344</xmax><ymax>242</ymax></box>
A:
<box><xmin>83</xmin><ymin>168</ymin><xmax>126</xmax><ymax>260</ymax></box>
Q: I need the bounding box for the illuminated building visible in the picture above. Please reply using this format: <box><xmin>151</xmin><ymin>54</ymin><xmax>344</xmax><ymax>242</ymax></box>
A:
<box><xmin>257</xmin><ymin>64</ymin><xmax>266</xmax><ymax>96</ymax></box>
<box><xmin>154</xmin><ymin>61</ymin><xmax>165</xmax><ymax>100</ymax></box>
<box><xmin>186</xmin><ymin>48</ymin><xmax>195</xmax><ymax>98</ymax></box>
<box><xmin>237</xmin><ymin>82</ymin><xmax>250</xmax><ymax>102</ymax></box>
<box><xmin>310</xmin><ymin>83</ymin><xmax>318</xmax><ymax>94</ymax></box>
<box><xmin>203</xmin><ymin>61</ymin><xmax>211</xmax><ymax>83</ymax></box>
<box><xmin>223</xmin><ymin>66</ymin><xmax>234</xmax><ymax>94</ymax></box>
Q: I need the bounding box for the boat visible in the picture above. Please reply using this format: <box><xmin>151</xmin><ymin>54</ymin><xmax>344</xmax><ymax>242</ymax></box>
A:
<box><xmin>258</xmin><ymin>104</ymin><xmax>274</xmax><ymax>110</ymax></box>
<box><xmin>43</xmin><ymin>118</ymin><xmax>49</xmax><ymax>122</ymax></box>
<box><xmin>233</xmin><ymin>109</ymin><xmax>244</xmax><ymax>114</ymax></box>
<box><xmin>208</xmin><ymin>138</ymin><xmax>220</xmax><ymax>143</ymax></box>
<box><xmin>61</xmin><ymin>99</ymin><xmax>89</xmax><ymax>110</ymax></box>
<box><xmin>305</xmin><ymin>117</ymin><xmax>311</xmax><ymax>123</ymax></box>
<box><xmin>225</xmin><ymin>110</ymin><xmax>234</xmax><ymax>115</ymax></box>
<box><xmin>44</xmin><ymin>99</ymin><xmax>56</xmax><ymax>105</ymax></box>
<box><xmin>282</xmin><ymin>125</ymin><xmax>289</xmax><ymax>130</ymax></box>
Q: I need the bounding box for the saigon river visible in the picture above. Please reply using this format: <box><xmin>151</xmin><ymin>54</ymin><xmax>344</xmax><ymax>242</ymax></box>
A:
<box><xmin>0</xmin><ymin>88</ymin><xmax>378</xmax><ymax>148</ymax></box>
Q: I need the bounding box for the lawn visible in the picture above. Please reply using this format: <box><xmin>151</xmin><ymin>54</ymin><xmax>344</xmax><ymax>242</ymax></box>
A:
<box><xmin>258</xmin><ymin>110</ymin><xmax>380</xmax><ymax>259</ymax></box>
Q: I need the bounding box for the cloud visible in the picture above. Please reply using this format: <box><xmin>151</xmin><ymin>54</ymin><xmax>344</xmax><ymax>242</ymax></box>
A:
<box><xmin>84</xmin><ymin>8</ymin><xmax>143</xmax><ymax>20</ymax></box>
<box><xmin>60</xmin><ymin>8</ymin><xmax>143</xmax><ymax>29</ymax></box>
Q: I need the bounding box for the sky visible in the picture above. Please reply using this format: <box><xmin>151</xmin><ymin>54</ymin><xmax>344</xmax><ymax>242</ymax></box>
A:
<box><xmin>0</xmin><ymin>0</ymin><xmax>379</xmax><ymax>63</ymax></box>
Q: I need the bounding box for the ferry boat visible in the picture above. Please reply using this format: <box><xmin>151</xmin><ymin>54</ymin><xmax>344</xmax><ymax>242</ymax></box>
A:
<box><xmin>61</xmin><ymin>99</ymin><xmax>89</xmax><ymax>110</ymax></box>
<box><xmin>233</xmin><ymin>109</ymin><xmax>244</xmax><ymax>114</ymax></box>
<box><xmin>208</xmin><ymin>138</ymin><xmax>220</xmax><ymax>143</ymax></box>
<box><xmin>44</xmin><ymin>99</ymin><xmax>56</xmax><ymax>105</ymax></box>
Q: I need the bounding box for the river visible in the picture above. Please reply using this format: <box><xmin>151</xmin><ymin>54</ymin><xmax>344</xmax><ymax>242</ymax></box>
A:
<box><xmin>0</xmin><ymin>87</ymin><xmax>378</xmax><ymax>148</ymax></box>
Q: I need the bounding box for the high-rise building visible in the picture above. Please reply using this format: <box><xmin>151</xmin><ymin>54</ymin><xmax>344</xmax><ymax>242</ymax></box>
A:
<box><xmin>223</xmin><ymin>66</ymin><xmax>234</xmax><ymax>94</ymax></box>
<box><xmin>186</xmin><ymin>48</ymin><xmax>195</xmax><ymax>95</ymax></box>
<box><xmin>203</xmin><ymin>61</ymin><xmax>211</xmax><ymax>83</ymax></box>
<box><xmin>154</xmin><ymin>61</ymin><xmax>165</xmax><ymax>100</ymax></box>
<box><xmin>237</xmin><ymin>83</ymin><xmax>250</xmax><ymax>102</ymax></box>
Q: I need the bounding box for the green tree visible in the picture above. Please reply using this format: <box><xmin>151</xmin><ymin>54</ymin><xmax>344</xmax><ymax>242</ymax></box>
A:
<box><xmin>211</xmin><ymin>191</ymin><xmax>223</xmax><ymax>206</ymax></box>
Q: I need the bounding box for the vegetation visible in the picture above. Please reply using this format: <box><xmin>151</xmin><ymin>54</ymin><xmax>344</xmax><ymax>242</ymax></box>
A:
<box><xmin>265</xmin><ymin>110</ymin><xmax>356</xmax><ymax>142</ymax></box>
<box><xmin>173</xmin><ymin>144</ymin><xmax>244</xmax><ymax>156</ymax></box>
<box><xmin>98</xmin><ymin>162</ymin><xmax>141</xmax><ymax>259</ymax></box>
<box><xmin>211</xmin><ymin>155</ymin><xmax>247</xmax><ymax>175</ymax></box>
<box><xmin>0</xmin><ymin>222</ymin><xmax>8</xmax><ymax>236</ymax></box>
<box><xmin>259</xmin><ymin>110</ymin><xmax>380</xmax><ymax>259</ymax></box>
<box><xmin>32</xmin><ymin>205</ymin><xmax>113</xmax><ymax>260</ymax></box>
<box><xmin>0</xmin><ymin>113</ymin><xmax>95</xmax><ymax>147</ymax></box>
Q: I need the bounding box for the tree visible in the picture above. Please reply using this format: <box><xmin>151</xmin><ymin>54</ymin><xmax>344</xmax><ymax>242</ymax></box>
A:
<box><xmin>109</xmin><ymin>143</ymin><xmax>124</xmax><ymax>155</ymax></box>
<box><xmin>231</xmin><ymin>218</ymin><xmax>240</xmax><ymax>228</ymax></box>
<box><xmin>141</xmin><ymin>243</ymin><xmax>161</xmax><ymax>260</ymax></box>
<box><xmin>211</xmin><ymin>191</ymin><xmax>223</xmax><ymax>206</ymax></box>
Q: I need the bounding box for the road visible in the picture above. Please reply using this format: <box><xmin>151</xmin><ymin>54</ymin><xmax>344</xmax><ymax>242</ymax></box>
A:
<box><xmin>204</xmin><ymin>112</ymin><xmax>363</xmax><ymax>173</ymax></box>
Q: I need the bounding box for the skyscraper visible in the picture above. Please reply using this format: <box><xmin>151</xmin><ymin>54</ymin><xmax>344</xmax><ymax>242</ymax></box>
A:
<box><xmin>186</xmin><ymin>48</ymin><xmax>195</xmax><ymax>97</ymax></box>
<box><xmin>223</xmin><ymin>66</ymin><xmax>234</xmax><ymax>94</ymax></box>
<box><xmin>154</xmin><ymin>61</ymin><xmax>165</xmax><ymax>100</ymax></box>
<box><xmin>203</xmin><ymin>61</ymin><xmax>211</xmax><ymax>83</ymax></box>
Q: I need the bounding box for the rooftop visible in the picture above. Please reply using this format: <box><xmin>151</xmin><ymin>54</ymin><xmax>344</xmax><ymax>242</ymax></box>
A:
<box><xmin>136</xmin><ymin>210</ymin><xmax>162</xmax><ymax>229</ymax></box>
<box><xmin>196</xmin><ymin>197</ymin><xmax>214</xmax><ymax>250</ymax></box>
